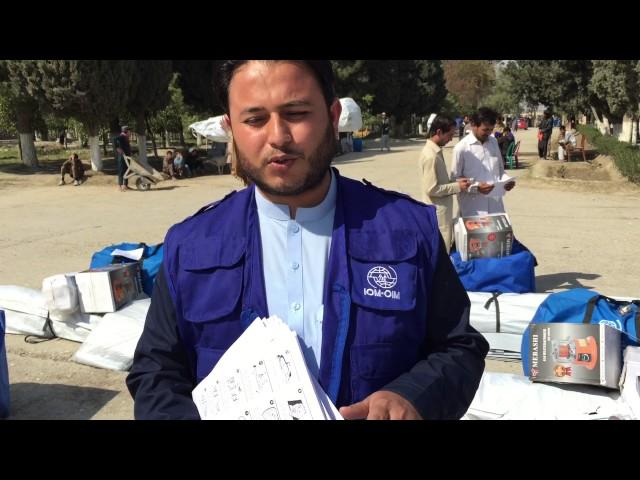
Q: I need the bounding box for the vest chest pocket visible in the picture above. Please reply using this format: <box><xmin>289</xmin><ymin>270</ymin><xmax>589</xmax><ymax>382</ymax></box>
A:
<box><xmin>196</xmin><ymin>346</ymin><xmax>226</xmax><ymax>382</ymax></box>
<box><xmin>178</xmin><ymin>238</ymin><xmax>245</xmax><ymax>324</ymax></box>
<box><xmin>348</xmin><ymin>231</ymin><xmax>417</xmax><ymax>311</ymax></box>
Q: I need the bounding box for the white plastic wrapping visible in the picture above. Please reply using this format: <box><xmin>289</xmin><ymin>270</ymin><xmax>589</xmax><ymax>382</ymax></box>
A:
<box><xmin>42</xmin><ymin>273</ymin><xmax>79</xmax><ymax>315</ymax></box>
<box><xmin>0</xmin><ymin>285</ymin><xmax>48</xmax><ymax>318</ymax></box>
<box><xmin>468</xmin><ymin>291</ymin><xmax>550</xmax><ymax>359</ymax></box>
<box><xmin>0</xmin><ymin>285</ymin><xmax>51</xmax><ymax>336</ymax></box>
<box><xmin>72</xmin><ymin>298</ymin><xmax>150</xmax><ymax>371</ymax></box>
<box><xmin>188</xmin><ymin>116</ymin><xmax>229</xmax><ymax>143</ymax></box>
<box><xmin>338</xmin><ymin>98</ymin><xmax>362</xmax><ymax>133</ymax></box>
<box><xmin>463</xmin><ymin>371</ymin><xmax>636</xmax><ymax>420</ymax></box>
<box><xmin>49</xmin><ymin>310</ymin><xmax>103</xmax><ymax>343</ymax></box>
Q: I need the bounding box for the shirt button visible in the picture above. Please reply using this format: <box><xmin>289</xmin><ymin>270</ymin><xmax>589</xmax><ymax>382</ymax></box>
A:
<box><xmin>291</xmin><ymin>261</ymin><xmax>299</xmax><ymax>270</ymax></box>
<box><xmin>291</xmin><ymin>224</ymin><xmax>300</xmax><ymax>233</ymax></box>
<box><xmin>292</xmin><ymin>303</ymin><xmax>301</xmax><ymax>311</ymax></box>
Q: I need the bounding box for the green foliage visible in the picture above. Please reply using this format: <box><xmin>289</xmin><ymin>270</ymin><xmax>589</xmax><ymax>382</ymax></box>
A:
<box><xmin>13</xmin><ymin>60</ymin><xmax>139</xmax><ymax>134</ymax></box>
<box><xmin>1</xmin><ymin>60</ymin><xmax>41</xmax><ymax>132</ymax></box>
<box><xmin>589</xmin><ymin>60</ymin><xmax>639</xmax><ymax>123</ymax></box>
<box><xmin>333</xmin><ymin>60</ymin><xmax>447</xmax><ymax>128</ymax></box>
<box><xmin>443</xmin><ymin>61</ymin><xmax>496</xmax><ymax>112</ymax></box>
<box><xmin>127</xmin><ymin>60</ymin><xmax>173</xmax><ymax>131</ymax></box>
<box><xmin>578</xmin><ymin>124</ymin><xmax>640</xmax><ymax>183</ymax></box>
<box><xmin>502</xmin><ymin>60</ymin><xmax>640</xmax><ymax>123</ymax></box>
<box><xmin>173</xmin><ymin>60</ymin><xmax>219</xmax><ymax>114</ymax></box>
<box><xmin>0</xmin><ymin>84</ymin><xmax>17</xmax><ymax>135</ymax></box>
<box><xmin>439</xmin><ymin>93</ymin><xmax>463</xmax><ymax>119</ymax></box>
<box><xmin>481</xmin><ymin>66</ymin><xmax>521</xmax><ymax>116</ymax></box>
<box><xmin>148</xmin><ymin>72</ymin><xmax>210</xmax><ymax>145</ymax></box>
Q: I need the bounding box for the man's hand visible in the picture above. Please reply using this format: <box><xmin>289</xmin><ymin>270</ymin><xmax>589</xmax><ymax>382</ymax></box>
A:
<box><xmin>456</xmin><ymin>177</ymin><xmax>471</xmax><ymax>192</ymax></box>
<box><xmin>477</xmin><ymin>182</ymin><xmax>494</xmax><ymax>194</ymax></box>
<box><xmin>504</xmin><ymin>181</ymin><xmax>516</xmax><ymax>192</ymax></box>
<box><xmin>339</xmin><ymin>391</ymin><xmax>422</xmax><ymax>420</ymax></box>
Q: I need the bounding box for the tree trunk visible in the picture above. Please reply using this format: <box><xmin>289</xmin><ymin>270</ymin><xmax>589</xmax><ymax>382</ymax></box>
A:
<box><xmin>89</xmin><ymin>135</ymin><xmax>102</xmax><ymax>171</ymax></box>
<box><xmin>16</xmin><ymin>109</ymin><xmax>38</xmax><ymax>168</ymax></box>
<box><xmin>590</xmin><ymin>105</ymin><xmax>608</xmax><ymax>135</ymax></box>
<box><xmin>145</xmin><ymin>114</ymin><xmax>159</xmax><ymax>161</ymax></box>
<box><xmin>19</xmin><ymin>133</ymin><xmax>38</xmax><ymax>168</ymax></box>
<box><xmin>102</xmin><ymin>129</ymin><xmax>108</xmax><ymax>155</ymax></box>
<box><xmin>135</xmin><ymin>111</ymin><xmax>147</xmax><ymax>165</ymax></box>
<box><xmin>178</xmin><ymin>119</ymin><xmax>185</xmax><ymax>147</ymax></box>
<box><xmin>163</xmin><ymin>129</ymin><xmax>168</xmax><ymax>148</ymax></box>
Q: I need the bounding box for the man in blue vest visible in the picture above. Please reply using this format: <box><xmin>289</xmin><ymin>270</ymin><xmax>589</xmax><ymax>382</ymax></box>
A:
<box><xmin>126</xmin><ymin>60</ymin><xmax>489</xmax><ymax>420</ymax></box>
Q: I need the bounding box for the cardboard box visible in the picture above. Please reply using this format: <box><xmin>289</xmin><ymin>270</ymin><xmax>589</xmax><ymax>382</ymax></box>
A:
<box><xmin>529</xmin><ymin>322</ymin><xmax>622</xmax><ymax>389</ymax></box>
<box><xmin>75</xmin><ymin>263</ymin><xmax>142</xmax><ymax>313</ymax></box>
<box><xmin>455</xmin><ymin>213</ymin><xmax>513</xmax><ymax>261</ymax></box>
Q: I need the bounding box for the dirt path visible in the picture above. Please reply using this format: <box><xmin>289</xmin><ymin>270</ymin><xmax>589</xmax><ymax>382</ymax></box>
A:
<box><xmin>1</xmin><ymin>128</ymin><xmax>639</xmax><ymax>418</ymax></box>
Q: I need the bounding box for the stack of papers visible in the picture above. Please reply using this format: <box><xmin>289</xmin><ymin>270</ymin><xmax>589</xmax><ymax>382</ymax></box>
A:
<box><xmin>192</xmin><ymin>316</ymin><xmax>342</xmax><ymax>420</ymax></box>
<box><xmin>487</xmin><ymin>174</ymin><xmax>516</xmax><ymax>199</ymax></box>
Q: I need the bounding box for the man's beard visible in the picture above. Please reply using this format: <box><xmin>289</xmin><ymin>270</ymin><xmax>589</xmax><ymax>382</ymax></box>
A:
<box><xmin>238</xmin><ymin>123</ymin><xmax>337</xmax><ymax>197</ymax></box>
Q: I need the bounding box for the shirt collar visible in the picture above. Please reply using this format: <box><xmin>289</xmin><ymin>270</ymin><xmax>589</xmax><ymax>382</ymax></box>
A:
<box><xmin>255</xmin><ymin>169</ymin><xmax>337</xmax><ymax>223</ymax></box>
<box><xmin>426</xmin><ymin>138</ymin><xmax>442</xmax><ymax>154</ymax></box>
<box><xmin>467</xmin><ymin>131</ymin><xmax>482</xmax><ymax>145</ymax></box>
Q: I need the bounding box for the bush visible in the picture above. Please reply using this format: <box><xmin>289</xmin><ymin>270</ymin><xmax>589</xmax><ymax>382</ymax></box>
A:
<box><xmin>578</xmin><ymin>125</ymin><xmax>640</xmax><ymax>184</ymax></box>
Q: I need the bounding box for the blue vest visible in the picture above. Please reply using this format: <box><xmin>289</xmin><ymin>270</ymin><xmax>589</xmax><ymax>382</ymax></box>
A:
<box><xmin>162</xmin><ymin>168</ymin><xmax>441</xmax><ymax>406</ymax></box>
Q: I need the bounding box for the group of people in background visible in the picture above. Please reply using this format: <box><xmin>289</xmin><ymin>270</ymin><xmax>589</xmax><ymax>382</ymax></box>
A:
<box><xmin>162</xmin><ymin>147</ymin><xmax>205</xmax><ymax>179</ymax></box>
<box><xmin>418</xmin><ymin>107</ymin><xmax>516</xmax><ymax>253</ymax></box>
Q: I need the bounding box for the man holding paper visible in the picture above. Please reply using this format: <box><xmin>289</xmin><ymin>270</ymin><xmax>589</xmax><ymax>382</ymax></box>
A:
<box><xmin>418</xmin><ymin>114</ymin><xmax>471</xmax><ymax>253</ymax></box>
<box><xmin>127</xmin><ymin>60</ymin><xmax>488</xmax><ymax>420</ymax></box>
<box><xmin>451</xmin><ymin>107</ymin><xmax>516</xmax><ymax>217</ymax></box>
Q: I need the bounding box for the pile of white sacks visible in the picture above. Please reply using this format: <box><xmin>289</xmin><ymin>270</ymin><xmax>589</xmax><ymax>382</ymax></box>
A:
<box><xmin>465</xmin><ymin>291</ymin><xmax>640</xmax><ymax>419</ymax></box>
<box><xmin>467</xmin><ymin>291</ymin><xmax>549</xmax><ymax>360</ymax></box>
<box><xmin>0</xmin><ymin>274</ymin><xmax>150</xmax><ymax>372</ymax></box>
<box><xmin>3</xmin><ymin>273</ymin><xmax>639</xmax><ymax>419</ymax></box>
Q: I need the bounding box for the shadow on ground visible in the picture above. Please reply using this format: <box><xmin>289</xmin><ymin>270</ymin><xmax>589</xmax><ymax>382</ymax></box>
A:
<box><xmin>7</xmin><ymin>383</ymin><xmax>120</xmax><ymax>420</ymax></box>
<box><xmin>536</xmin><ymin>272</ymin><xmax>601</xmax><ymax>292</ymax></box>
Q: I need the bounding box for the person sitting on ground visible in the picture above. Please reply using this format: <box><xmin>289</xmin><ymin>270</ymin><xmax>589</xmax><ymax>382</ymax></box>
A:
<box><xmin>173</xmin><ymin>150</ymin><xmax>191</xmax><ymax>178</ymax></box>
<box><xmin>558</xmin><ymin>125</ymin><xmax>577</xmax><ymax>161</ymax></box>
<box><xmin>163</xmin><ymin>150</ymin><xmax>176</xmax><ymax>178</ymax></box>
<box><xmin>58</xmin><ymin>153</ymin><xmax>85</xmax><ymax>186</ymax></box>
<box><xmin>186</xmin><ymin>147</ymin><xmax>204</xmax><ymax>176</ymax></box>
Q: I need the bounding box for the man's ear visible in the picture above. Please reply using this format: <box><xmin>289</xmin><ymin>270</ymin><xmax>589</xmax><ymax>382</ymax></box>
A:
<box><xmin>329</xmin><ymin>98</ymin><xmax>342</xmax><ymax>139</ymax></box>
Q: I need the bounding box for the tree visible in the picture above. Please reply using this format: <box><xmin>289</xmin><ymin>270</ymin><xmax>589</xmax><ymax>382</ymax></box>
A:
<box><xmin>0</xmin><ymin>84</ymin><xmax>17</xmax><ymax>137</ymax></box>
<box><xmin>502</xmin><ymin>60</ymin><xmax>614</xmax><ymax>128</ymax></box>
<box><xmin>332</xmin><ymin>60</ymin><xmax>370</xmax><ymax>99</ymax></box>
<box><xmin>173</xmin><ymin>60</ymin><xmax>220</xmax><ymax>114</ymax></box>
<box><xmin>443</xmin><ymin>61</ymin><xmax>496</xmax><ymax>113</ymax></box>
<box><xmin>414</xmin><ymin>60</ymin><xmax>448</xmax><ymax>114</ymax></box>
<box><xmin>149</xmin><ymin>73</ymin><xmax>195</xmax><ymax>149</ymax></box>
<box><xmin>127</xmin><ymin>61</ymin><xmax>173</xmax><ymax>163</ymax></box>
<box><xmin>13</xmin><ymin>60</ymin><xmax>138</xmax><ymax>170</ymax></box>
<box><xmin>589</xmin><ymin>60</ymin><xmax>639</xmax><ymax>138</ymax></box>
<box><xmin>364</xmin><ymin>60</ymin><xmax>447</xmax><ymax>134</ymax></box>
<box><xmin>482</xmin><ymin>64</ymin><xmax>522</xmax><ymax>117</ymax></box>
<box><xmin>1</xmin><ymin>61</ymin><xmax>41</xmax><ymax>167</ymax></box>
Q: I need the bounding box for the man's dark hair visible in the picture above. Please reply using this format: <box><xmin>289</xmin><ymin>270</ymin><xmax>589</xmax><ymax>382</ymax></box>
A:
<box><xmin>215</xmin><ymin>60</ymin><xmax>336</xmax><ymax>114</ymax></box>
<box><xmin>428</xmin><ymin>115</ymin><xmax>456</xmax><ymax>137</ymax></box>
<box><xmin>470</xmin><ymin>107</ymin><xmax>499</xmax><ymax>126</ymax></box>
<box><xmin>503</xmin><ymin>126</ymin><xmax>511</xmax><ymax>133</ymax></box>
<box><xmin>559</xmin><ymin>125</ymin><xmax>566</xmax><ymax>131</ymax></box>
